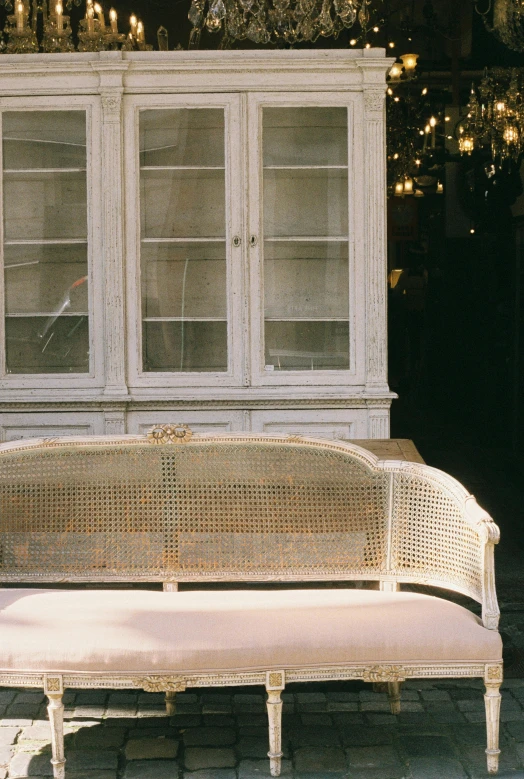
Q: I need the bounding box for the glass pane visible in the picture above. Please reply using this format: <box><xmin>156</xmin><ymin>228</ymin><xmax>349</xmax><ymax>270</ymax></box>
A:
<box><xmin>142</xmin><ymin>242</ymin><xmax>226</xmax><ymax>320</ymax></box>
<box><xmin>6</xmin><ymin>316</ymin><xmax>89</xmax><ymax>373</ymax></box>
<box><xmin>263</xmin><ymin>107</ymin><xmax>347</xmax><ymax>167</ymax></box>
<box><xmin>262</xmin><ymin>107</ymin><xmax>349</xmax><ymax>372</ymax></box>
<box><xmin>264</xmin><ymin>242</ymin><xmax>348</xmax><ymax>319</ymax></box>
<box><xmin>143</xmin><ymin>321</ymin><xmax>227</xmax><ymax>372</ymax></box>
<box><xmin>3</xmin><ymin>111</ymin><xmax>86</xmax><ymax>170</ymax></box>
<box><xmin>3</xmin><ymin>111</ymin><xmax>89</xmax><ymax>375</ymax></box>
<box><xmin>4</xmin><ymin>171</ymin><xmax>87</xmax><ymax>241</ymax></box>
<box><xmin>141</xmin><ymin>169</ymin><xmax>225</xmax><ymax>239</ymax></box>
<box><xmin>265</xmin><ymin>322</ymin><xmax>349</xmax><ymax>371</ymax></box>
<box><xmin>139</xmin><ymin>108</ymin><xmax>228</xmax><ymax>373</ymax></box>
<box><xmin>264</xmin><ymin>169</ymin><xmax>348</xmax><ymax>238</ymax></box>
<box><xmin>140</xmin><ymin>108</ymin><xmax>224</xmax><ymax>168</ymax></box>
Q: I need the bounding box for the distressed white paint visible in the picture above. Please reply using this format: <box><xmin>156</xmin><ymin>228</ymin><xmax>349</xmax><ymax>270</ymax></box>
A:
<box><xmin>0</xmin><ymin>50</ymin><xmax>395</xmax><ymax>439</ymax></box>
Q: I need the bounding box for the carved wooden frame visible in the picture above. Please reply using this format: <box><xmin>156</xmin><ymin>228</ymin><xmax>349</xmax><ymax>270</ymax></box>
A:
<box><xmin>0</xmin><ymin>430</ymin><xmax>503</xmax><ymax>776</ymax></box>
<box><xmin>1</xmin><ymin>661</ymin><xmax>503</xmax><ymax>778</ymax></box>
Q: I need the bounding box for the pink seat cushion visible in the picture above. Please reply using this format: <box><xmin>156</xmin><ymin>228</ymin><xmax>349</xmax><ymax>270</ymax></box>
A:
<box><xmin>0</xmin><ymin>588</ymin><xmax>501</xmax><ymax>674</ymax></box>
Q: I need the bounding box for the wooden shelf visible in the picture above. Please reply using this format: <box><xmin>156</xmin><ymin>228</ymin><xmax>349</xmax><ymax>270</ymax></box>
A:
<box><xmin>143</xmin><ymin>317</ymin><xmax>226</xmax><ymax>322</ymax></box>
<box><xmin>4</xmin><ymin>168</ymin><xmax>86</xmax><ymax>174</ymax></box>
<box><xmin>6</xmin><ymin>312</ymin><xmax>88</xmax><ymax>317</ymax></box>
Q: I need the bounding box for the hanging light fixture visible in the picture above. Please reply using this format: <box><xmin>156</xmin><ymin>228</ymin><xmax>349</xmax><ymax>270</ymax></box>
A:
<box><xmin>458</xmin><ymin>68</ymin><xmax>524</xmax><ymax>165</ymax></box>
<box><xmin>188</xmin><ymin>0</ymin><xmax>378</xmax><ymax>46</ymax></box>
<box><xmin>476</xmin><ymin>0</ymin><xmax>524</xmax><ymax>53</ymax></box>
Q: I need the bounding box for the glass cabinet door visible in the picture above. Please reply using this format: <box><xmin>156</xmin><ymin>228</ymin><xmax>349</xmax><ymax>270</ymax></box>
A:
<box><xmin>256</xmin><ymin>104</ymin><xmax>351</xmax><ymax>376</ymax></box>
<box><xmin>2</xmin><ymin>110</ymin><xmax>89</xmax><ymax>375</ymax></box>
<box><xmin>139</xmin><ymin>107</ymin><xmax>229</xmax><ymax>374</ymax></box>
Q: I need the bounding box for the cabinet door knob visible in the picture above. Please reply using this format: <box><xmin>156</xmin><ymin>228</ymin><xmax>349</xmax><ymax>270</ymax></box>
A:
<box><xmin>250</xmin><ymin>235</ymin><xmax>258</xmax><ymax>247</ymax></box>
<box><xmin>233</xmin><ymin>236</ymin><xmax>241</xmax><ymax>247</ymax></box>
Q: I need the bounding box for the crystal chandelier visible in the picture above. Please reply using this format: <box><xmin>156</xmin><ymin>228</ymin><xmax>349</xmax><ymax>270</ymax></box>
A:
<box><xmin>476</xmin><ymin>0</ymin><xmax>524</xmax><ymax>53</ymax></box>
<box><xmin>459</xmin><ymin>68</ymin><xmax>524</xmax><ymax>165</ymax></box>
<box><xmin>188</xmin><ymin>0</ymin><xmax>376</xmax><ymax>46</ymax></box>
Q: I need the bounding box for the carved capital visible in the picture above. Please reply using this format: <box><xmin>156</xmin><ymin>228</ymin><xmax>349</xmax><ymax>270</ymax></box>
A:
<box><xmin>363</xmin><ymin>89</ymin><xmax>385</xmax><ymax>114</ymax></box>
<box><xmin>362</xmin><ymin>665</ymin><xmax>406</xmax><ymax>683</ymax></box>
<box><xmin>137</xmin><ymin>676</ymin><xmax>187</xmax><ymax>693</ymax></box>
<box><xmin>101</xmin><ymin>90</ymin><xmax>122</xmax><ymax>123</ymax></box>
<box><xmin>148</xmin><ymin>424</ymin><xmax>193</xmax><ymax>444</ymax></box>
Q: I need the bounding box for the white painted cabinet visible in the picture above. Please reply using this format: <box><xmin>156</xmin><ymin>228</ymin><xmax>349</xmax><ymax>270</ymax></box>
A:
<box><xmin>0</xmin><ymin>49</ymin><xmax>394</xmax><ymax>440</ymax></box>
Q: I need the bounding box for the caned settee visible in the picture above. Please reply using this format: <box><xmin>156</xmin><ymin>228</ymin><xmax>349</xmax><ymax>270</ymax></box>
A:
<box><xmin>0</xmin><ymin>426</ymin><xmax>502</xmax><ymax>778</ymax></box>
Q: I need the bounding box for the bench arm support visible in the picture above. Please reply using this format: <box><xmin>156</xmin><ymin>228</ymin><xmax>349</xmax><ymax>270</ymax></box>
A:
<box><xmin>465</xmin><ymin>496</ymin><xmax>500</xmax><ymax>630</ymax></box>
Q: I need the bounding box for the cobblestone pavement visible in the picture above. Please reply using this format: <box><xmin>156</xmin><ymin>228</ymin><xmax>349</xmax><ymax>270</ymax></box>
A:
<box><xmin>3</xmin><ymin>680</ymin><xmax>524</xmax><ymax>779</ymax></box>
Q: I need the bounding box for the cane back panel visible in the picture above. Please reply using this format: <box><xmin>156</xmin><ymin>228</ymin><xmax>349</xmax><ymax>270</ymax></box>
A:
<box><xmin>0</xmin><ymin>440</ymin><xmax>390</xmax><ymax>580</ymax></box>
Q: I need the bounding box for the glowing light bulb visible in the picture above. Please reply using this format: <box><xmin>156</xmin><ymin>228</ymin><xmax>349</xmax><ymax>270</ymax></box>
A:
<box><xmin>388</xmin><ymin>63</ymin><xmax>402</xmax><ymax>80</ymax></box>
<box><xmin>421</xmin><ymin>87</ymin><xmax>428</xmax><ymax>96</ymax></box>
<box><xmin>350</xmin><ymin>39</ymin><xmax>357</xmax><ymax>45</ymax></box>
<box><xmin>400</xmin><ymin>53</ymin><xmax>419</xmax><ymax>73</ymax></box>
<box><xmin>394</xmin><ymin>180</ymin><xmax>404</xmax><ymax>196</ymax></box>
<box><xmin>403</xmin><ymin>176</ymin><xmax>414</xmax><ymax>195</ymax></box>
<box><xmin>388</xmin><ymin>41</ymin><xmax>395</xmax><ymax>48</ymax></box>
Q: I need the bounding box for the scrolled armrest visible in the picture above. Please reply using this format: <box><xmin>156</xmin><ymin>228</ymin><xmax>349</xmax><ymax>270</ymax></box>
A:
<box><xmin>465</xmin><ymin>496</ymin><xmax>500</xmax><ymax>630</ymax></box>
<box><xmin>465</xmin><ymin>496</ymin><xmax>500</xmax><ymax>545</ymax></box>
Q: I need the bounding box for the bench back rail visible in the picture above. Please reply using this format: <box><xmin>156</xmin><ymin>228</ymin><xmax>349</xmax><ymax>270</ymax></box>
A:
<box><xmin>0</xmin><ymin>430</ymin><xmax>500</xmax><ymax>628</ymax></box>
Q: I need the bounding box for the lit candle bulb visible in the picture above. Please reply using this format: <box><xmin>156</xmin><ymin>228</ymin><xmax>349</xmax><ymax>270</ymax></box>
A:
<box><xmin>16</xmin><ymin>1</ymin><xmax>24</xmax><ymax>31</ymax></box>
<box><xmin>136</xmin><ymin>20</ymin><xmax>144</xmax><ymax>42</ymax></box>
<box><xmin>130</xmin><ymin>13</ymin><xmax>137</xmax><ymax>38</ymax></box>
<box><xmin>87</xmin><ymin>4</ymin><xmax>94</xmax><ymax>33</ymax></box>
<box><xmin>94</xmin><ymin>2</ymin><xmax>105</xmax><ymax>30</ymax></box>
<box><xmin>109</xmin><ymin>7</ymin><xmax>117</xmax><ymax>33</ymax></box>
<box><xmin>429</xmin><ymin>116</ymin><xmax>437</xmax><ymax>149</ymax></box>
<box><xmin>423</xmin><ymin>124</ymin><xmax>430</xmax><ymax>153</ymax></box>
<box><xmin>55</xmin><ymin>0</ymin><xmax>63</xmax><ymax>30</ymax></box>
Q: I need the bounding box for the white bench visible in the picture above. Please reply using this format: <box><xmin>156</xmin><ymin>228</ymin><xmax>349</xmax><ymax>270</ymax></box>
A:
<box><xmin>0</xmin><ymin>425</ymin><xmax>503</xmax><ymax>777</ymax></box>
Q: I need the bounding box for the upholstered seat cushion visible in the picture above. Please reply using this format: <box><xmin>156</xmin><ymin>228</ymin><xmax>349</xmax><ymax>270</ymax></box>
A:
<box><xmin>0</xmin><ymin>588</ymin><xmax>501</xmax><ymax>674</ymax></box>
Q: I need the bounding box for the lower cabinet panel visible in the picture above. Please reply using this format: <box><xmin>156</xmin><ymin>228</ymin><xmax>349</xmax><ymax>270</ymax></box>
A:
<box><xmin>249</xmin><ymin>409</ymin><xmax>368</xmax><ymax>439</ymax></box>
<box><xmin>0</xmin><ymin>412</ymin><xmax>105</xmax><ymax>441</ymax></box>
<box><xmin>126</xmin><ymin>410</ymin><xmax>245</xmax><ymax>435</ymax></box>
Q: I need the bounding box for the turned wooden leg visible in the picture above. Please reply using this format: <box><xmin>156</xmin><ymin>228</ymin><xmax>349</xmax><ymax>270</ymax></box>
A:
<box><xmin>485</xmin><ymin>680</ymin><xmax>502</xmax><ymax>774</ymax></box>
<box><xmin>47</xmin><ymin>693</ymin><xmax>66</xmax><ymax>779</ymax></box>
<box><xmin>266</xmin><ymin>689</ymin><xmax>283</xmax><ymax>777</ymax></box>
<box><xmin>165</xmin><ymin>691</ymin><xmax>176</xmax><ymax>716</ymax></box>
<box><xmin>387</xmin><ymin>682</ymin><xmax>401</xmax><ymax>715</ymax></box>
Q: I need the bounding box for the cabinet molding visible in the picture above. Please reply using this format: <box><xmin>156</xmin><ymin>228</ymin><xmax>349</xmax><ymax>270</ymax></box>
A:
<box><xmin>0</xmin><ymin>50</ymin><xmax>395</xmax><ymax>440</ymax></box>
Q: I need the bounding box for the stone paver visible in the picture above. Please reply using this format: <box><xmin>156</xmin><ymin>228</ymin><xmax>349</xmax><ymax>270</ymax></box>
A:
<box><xmin>1</xmin><ymin>680</ymin><xmax>524</xmax><ymax>777</ymax></box>
<box><xmin>185</xmin><ymin>747</ymin><xmax>237</xmax><ymax>770</ymax></box>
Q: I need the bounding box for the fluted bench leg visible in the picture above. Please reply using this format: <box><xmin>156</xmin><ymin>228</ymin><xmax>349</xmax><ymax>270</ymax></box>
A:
<box><xmin>165</xmin><ymin>691</ymin><xmax>177</xmax><ymax>716</ymax></box>
<box><xmin>266</xmin><ymin>672</ymin><xmax>285</xmax><ymax>778</ymax></box>
<box><xmin>485</xmin><ymin>677</ymin><xmax>502</xmax><ymax>774</ymax></box>
<box><xmin>47</xmin><ymin>693</ymin><xmax>66</xmax><ymax>779</ymax></box>
<box><xmin>387</xmin><ymin>682</ymin><xmax>401</xmax><ymax>715</ymax></box>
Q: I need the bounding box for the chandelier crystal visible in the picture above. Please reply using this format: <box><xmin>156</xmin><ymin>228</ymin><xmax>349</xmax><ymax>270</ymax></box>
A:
<box><xmin>476</xmin><ymin>0</ymin><xmax>524</xmax><ymax>53</ymax></box>
<box><xmin>188</xmin><ymin>0</ymin><xmax>375</xmax><ymax>46</ymax></box>
<box><xmin>459</xmin><ymin>68</ymin><xmax>524</xmax><ymax>165</ymax></box>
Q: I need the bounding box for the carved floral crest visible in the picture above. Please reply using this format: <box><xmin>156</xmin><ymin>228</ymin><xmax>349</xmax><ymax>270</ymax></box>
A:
<box><xmin>362</xmin><ymin>665</ymin><xmax>406</xmax><ymax>683</ymax></box>
<box><xmin>147</xmin><ymin>424</ymin><xmax>193</xmax><ymax>445</ymax></box>
<box><xmin>137</xmin><ymin>676</ymin><xmax>187</xmax><ymax>693</ymax></box>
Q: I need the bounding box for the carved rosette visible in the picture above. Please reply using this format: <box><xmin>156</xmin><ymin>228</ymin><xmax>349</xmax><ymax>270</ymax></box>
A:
<box><xmin>363</xmin><ymin>88</ymin><xmax>386</xmax><ymax>115</ymax></box>
<box><xmin>485</xmin><ymin>664</ymin><xmax>503</xmax><ymax>684</ymax></box>
<box><xmin>137</xmin><ymin>676</ymin><xmax>187</xmax><ymax>693</ymax></box>
<box><xmin>148</xmin><ymin>424</ymin><xmax>194</xmax><ymax>444</ymax></box>
<box><xmin>100</xmin><ymin>90</ymin><xmax>123</xmax><ymax>124</ymax></box>
<box><xmin>362</xmin><ymin>666</ymin><xmax>406</xmax><ymax>683</ymax></box>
